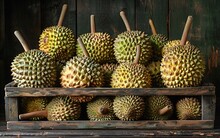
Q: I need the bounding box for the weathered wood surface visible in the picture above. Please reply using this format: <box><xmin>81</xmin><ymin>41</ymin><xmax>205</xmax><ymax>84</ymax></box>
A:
<box><xmin>202</xmin><ymin>95</ymin><xmax>216</xmax><ymax>120</ymax></box>
<box><xmin>7</xmin><ymin>120</ymin><xmax>214</xmax><ymax>130</ymax></box>
<box><xmin>4</xmin><ymin>98</ymin><xmax>18</xmax><ymax>121</ymax></box>
<box><xmin>4</xmin><ymin>82</ymin><xmax>215</xmax><ymax>97</ymax></box>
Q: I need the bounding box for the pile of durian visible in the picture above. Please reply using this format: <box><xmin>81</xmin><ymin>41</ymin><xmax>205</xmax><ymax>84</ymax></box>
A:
<box><xmin>11</xmin><ymin>5</ymin><xmax>205</xmax><ymax>121</ymax></box>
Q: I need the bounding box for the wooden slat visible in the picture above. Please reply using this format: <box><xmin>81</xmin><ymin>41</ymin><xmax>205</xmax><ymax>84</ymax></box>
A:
<box><xmin>202</xmin><ymin>95</ymin><xmax>216</xmax><ymax>120</ymax></box>
<box><xmin>4</xmin><ymin>98</ymin><xmax>18</xmax><ymax>121</ymax></box>
<box><xmin>7</xmin><ymin>120</ymin><xmax>214</xmax><ymax>130</ymax></box>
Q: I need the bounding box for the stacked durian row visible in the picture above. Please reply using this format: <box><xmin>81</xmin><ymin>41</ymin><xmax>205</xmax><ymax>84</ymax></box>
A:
<box><xmin>10</xmin><ymin>5</ymin><xmax>206</xmax><ymax>122</ymax></box>
<box><xmin>19</xmin><ymin>95</ymin><xmax>201</xmax><ymax>121</ymax></box>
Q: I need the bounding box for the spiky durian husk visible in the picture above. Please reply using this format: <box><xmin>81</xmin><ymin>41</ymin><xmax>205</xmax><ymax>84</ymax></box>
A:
<box><xmin>111</xmin><ymin>63</ymin><xmax>152</xmax><ymax>88</ymax></box>
<box><xmin>176</xmin><ymin>97</ymin><xmax>201</xmax><ymax>120</ymax></box>
<box><xmin>46</xmin><ymin>96</ymin><xmax>81</xmax><ymax>121</ymax></box>
<box><xmin>87</xmin><ymin>97</ymin><xmax>115</xmax><ymax>121</ymax></box>
<box><xmin>11</xmin><ymin>49</ymin><xmax>57</xmax><ymax>88</ymax></box>
<box><xmin>39</xmin><ymin>26</ymin><xmax>75</xmax><ymax>62</ymax></box>
<box><xmin>114</xmin><ymin>31</ymin><xmax>152</xmax><ymax>65</ymax></box>
<box><xmin>162</xmin><ymin>40</ymin><xmax>190</xmax><ymax>56</ymax></box>
<box><xmin>71</xmin><ymin>96</ymin><xmax>95</xmax><ymax>103</ymax></box>
<box><xmin>76</xmin><ymin>33</ymin><xmax>115</xmax><ymax>64</ymax></box>
<box><xmin>145</xmin><ymin>96</ymin><xmax>173</xmax><ymax>120</ymax></box>
<box><xmin>113</xmin><ymin>95</ymin><xmax>145</xmax><ymax>121</ymax></box>
<box><xmin>101</xmin><ymin>63</ymin><xmax>118</xmax><ymax>87</ymax></box>
<box><xmin>60</xmin><ymin>56</ymin><xmax>104</xmax><ymax>88</ymax></box>
<box><xmin>21</xmin><ymin>97</ymin><xmax>50</xmax><ymax>120</ymax></box>
<box><xmin>150</xmin><ymin>34</ymin><xmax>168</xmax><ymax>60</ymax></box>
<box><xmin>147</xmin><ymin>61</ymin><xmax>164</xmax><ymax>87</ymax></box>
<box><xmin>160</xmin><ymin>44</ymin><xmax>205</xmax><ymax>88</ymax></box>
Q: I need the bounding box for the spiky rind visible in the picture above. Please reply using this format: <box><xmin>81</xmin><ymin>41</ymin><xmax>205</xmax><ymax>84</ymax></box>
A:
<box><xmin>87</xmin><ymin>97</ymin><xmax>115</xmax><ymax>121</ymax></box>
<box><xmin>11</xmin><ymin>49</ymin><xmax>57</xmax><ymax>88</ymax></box>
<box><xmin>160</xmin><ymin>44</ymin><xmax>205</xmax><ymax>88</ymax></box>
<box><xmin>76</xmin><ymin>33</ymin><xmax>115</xmax><ymax>64</ymax></box>
<box><xmin>60</xmin><ymin>56</ymin><xmax>104</xmax><ymax>88</ymax></box>
<box><xmin>114</xmin><ymin>31</ymin><xmax>152</xmax><ymax>65</ymax></box>
<box><xmin>176</xmin><ymin>97</ymin><xmax>201</xmax><ymax>120</ymax></box>
<box><xmin>111</xmin><ymin>63</ymin><xmax>152</xmax><ymax>88</ymax></box>
<box><xmin>46</xmin><ymin>96</ymin><xmax>81</xmax><ymax>121</ymax></box>
<box><xmin>113</xmin><ymin>95</ymin><xmax>145</xmax><ymax>121</ymax></box>
<box><xmin>147</xmin><ymin>61</ymin><xmax>164</xmax><ymax>87</ymax></box>
<box><xmin>145</xmin><ymin>96</ymin><xmax>173</xmax><ymax>120</ymax></box>
<box><xmin>71</xmin><ymin>96</ymin><xmax>95</xmax><ymax>103</ymax></box>
<box><xmin>101</xmin><ymin>63</ymin><xmax>118</xmax><ymax>87</ymax></box>
<box><xmin>39</xmin><ymin>26</ymin><xmax>76</xmax><ymax>62</ymax></box>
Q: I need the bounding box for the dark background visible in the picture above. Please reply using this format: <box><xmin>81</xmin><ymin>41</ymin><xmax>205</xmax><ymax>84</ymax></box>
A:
<box><xmin>0</xmin><ymin>0</ymin><xmax>220</xmax><ymax>128</ymax></box>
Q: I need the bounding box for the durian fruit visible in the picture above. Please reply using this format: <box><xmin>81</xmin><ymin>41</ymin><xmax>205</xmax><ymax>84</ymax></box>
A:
<box><xmin>160</xmin><ymin>16</ymin><xmax>205</xmax><ymax>88</ymax></box>
<box><xmin>113</xmin><ymin>95</ymin><xmax>145</xmax><ymax>121</ymax></box>
<box><xmin>101</xmin><ymin>63</ymin><xmax>118</xmax><ymax>87</ymax></box>
<box><xmin>19</xmin><ymin>96</ymin><xmax>81</xmax><ymax>121</ymax></box>
<box><xmin>149</xmin><ymin>19</ymin><xmax>168</xmax><ymax>60</ymax></box>
<box><xmin>87</xmin><ymin>97</ymin><xmax>116</xmax><ymax>121</ymax></box>
<box><xmin>147</xmin><ymin>61</ymin><xmax>164</xmax><ymax>87</ymax></box>
<box><xmin>114</xmin><ymin>11</ymin><xmax>152</xmax><ymax>65</ymax></box>
<box><xmin>145</xmin><ymin>96</ymin><xmax>173</xmax><ymax>120</ymax></box>
<box><xmin>39</xmin><ymin>4</ymin><xmax>76</xmax><ymax>62</ymax></box>
<box><xmin>76</xmin><ymin>15</ymin><xmax>115</xmax><ymax>64</ymax></box>
<box><xmin>176</xmin><ymin>97</ymin><xmax>201</xmax><ymax>120</ymax></box>
<box><xmin>111</xmin><ymin>45</ymin><xmax>152</xmax><ymax>88</ymax></box>
<box><xmin>71</xmin><ymin>95</ymin><xmax>95</xmax><ymax>103</ymax></box>
<box><xmin>11</xmin><ymin>31</ymin><xmax>57</xmax><ymax>88</ymax></box>
<box><xmin>21</xmin><ymin>97</ymin><xmax>50</xmax><ymax>120</ymax></box>
<box><xmin>60</xmin><ymin>37</ymin><xmax>104</xmax><ymax>88</ymax></box>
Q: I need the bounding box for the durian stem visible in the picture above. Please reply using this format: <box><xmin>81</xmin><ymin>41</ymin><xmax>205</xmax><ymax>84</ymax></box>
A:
<box><xmin>90</xmin><ymin>15</ymin><xmax>96</xmax><ymax>34</ymax></box>
<box><xmin>180</xmin><ymin>16</ymin><xmax>193</xmax><ymax>45</ymax></box>
<box><xmin>120</xmin><ymin>11</ymin><xmax>131</xmax><ymax>31</ymax></box>
<box><xmin>99</xmin><ymin>107</ymin><xmax>109</xmax><ymax>115</ymax></box>
<box><xmin>77</xmin><ymin>37</ymin><xmax>90</xmax><ymax>57</ymax></box>
<box><xmin>149</xmin><ymin>19</ymin><xmax>157</xmax><ymax>35</ymax></box>
<box><xmin>57</xmin><ymin>4</ymin><xmax>68</xmax><ymax>26</ymax></box>
<box><xmin>19</xmin><ymin>110</ymin><xmax>48</xmax><ymax>120</ymax></box>
<box><xmin>14</xmin><ymin>30</ymin><xmax>30</xmax><ymax>51</ymax></box>
<box><xmin>133</xmin><ymin>45</ymin><xmax>141</xmax><ymax>64</ymax></box>
<box><xmin>159</xmin><ymin>105</ymin><xmax>172</xmax><ymax>115</ymax></box>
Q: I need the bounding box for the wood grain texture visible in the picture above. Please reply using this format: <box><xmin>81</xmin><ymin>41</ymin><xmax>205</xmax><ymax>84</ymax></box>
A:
<box><xmin>4</xmin><ymin>98</ymin><xmax>18</xmax><ymax>121</ymax></box>
<box><xmin>202</xmin><ymin>95</ymin><xmax>216</xmax><ymax>120</ymax></box>
<box><xmin>7</xmin><ymin>120</ymin><xmax>214</xmax><ymax>130</ymax></box>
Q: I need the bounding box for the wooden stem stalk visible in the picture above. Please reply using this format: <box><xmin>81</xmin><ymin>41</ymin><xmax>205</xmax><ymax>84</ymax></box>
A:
<box><xmin>133</xmin><ymin>45</ymin><xmax>141</xmax><ymax>64</ymax></box>
<box><xmin>14</xmin><ymin>30</ymin><xmax>30</xmax><ymax>51</ymax></box>
<box><xmin>99</xmin><ymin>107</ymin><xmax>109</xmax><ymax>115</ymax></box>
<box><xmin>19</xmin><ymin>110</ymin><xmax>48</xmax><ymax>120</ymax></box>
<box><xmin>120</xmin><ymin>11</ymin><xmax>131</xmax><ymax>31</ymax></box>
<box><xmin>57</xmin><ymin>4</ymin><xmax>68</xmax><ymax>26</ymax></box>
<box><xmin>180</xmin><ymin>16</ymin><xmax>193</xmax><ymax>45</ymax></box>
<box><xmin>77</xmin><ymin>37</ymin><xmax>90</xmax><ymax>57</ymax></box>
<box><xmin>90</xmin><ymin>15</ymin><xmax>96</xmax><ymax>34</ymax></box>
<box><xmin>149</xmin><ymin>19</ymin><xmax>157</xmax><ymax>35</ymax></box>
<box><xmin>159</xmin><ymin>105</ymin><xmax>172</xmax><ymax>115</ymax></box>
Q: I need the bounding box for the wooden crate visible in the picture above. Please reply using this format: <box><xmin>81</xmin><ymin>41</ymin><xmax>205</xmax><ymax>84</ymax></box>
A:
<box><xmin>5</xmin><ymin>82</ymin><xmax>216</xmax><ymax>130</ymax></box>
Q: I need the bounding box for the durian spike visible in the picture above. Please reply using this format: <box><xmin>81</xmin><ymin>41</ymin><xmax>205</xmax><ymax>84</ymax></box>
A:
<box><xmin>120</xmin><ymin>11</ymin><xmax>131</xmax><ymax>31</ymax></box>
<box><xmin>159</xmin><ymin>105</ymin><xmax>172</xmax><ymax>115</ymax></box>
<box><xmin>90</xmin><ymin>15</ymin><xmax>96</xmax><ymax>34</ymax></box>
<box><xmin>19</xmin><ymin>110</ymin><xmax>48</xmax><ymax>120</ymax></box>
<box><xmin>180</xmin><ymin>16</ymin><xmax>193</xmax><ymax>45</ymax></box>
<box><xmin>57</xmin><ymin>4</ymin><xmax>68</xmax><ymax>26</ymax></box>
<box><xmin>14</xmin><ymin>30</ymin><xmax>30</xmax><ymax>52</ymax></box>
<box><xmin>77</xmin><ymin>37</ymin><xmax>90</xmax><ymax>57</ymax></box>
<box><xmin>99</xmin><ymin>107</ymin><xmax>109</xmax><ymax>115</ymax></box>
<box><xmin>133</xmin><ymin>45</ymin><xmax>141</xmax><ymax>64</ymax></box>
<box><xmin>149</xmin><ymin>19</ymin><xmax>157</xmax><ymax>35</ymax></box>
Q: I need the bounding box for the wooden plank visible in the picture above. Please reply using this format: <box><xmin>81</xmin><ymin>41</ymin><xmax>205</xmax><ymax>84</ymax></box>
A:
<box><xmin>76</xmin><ymin>0</ymin><xmax>135</xmax><ymax>38</ymax></box>
<box><xmin>4</xmin><ymin>98</ymin><xmax>18</xmax><ymax>121</ymax></box>
<box><xmin>135</xmin><ymin>0</ymin><xmax>168</xmax><ymax>35</ymax></box>
<box><xmin>202</xmin><ymin>95</ymin><xmax>216</xmax><ymax>120</ymax></box>
<box><xmin>7</xmin><ymin>120</ymin><xmax>214</xmax><ymax>130</ymax></box>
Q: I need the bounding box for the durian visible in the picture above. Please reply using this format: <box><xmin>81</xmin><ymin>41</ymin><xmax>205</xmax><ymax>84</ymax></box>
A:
<box><xmin>60</xmin><ymin>38</ymin><xmax>104</xmax><ymax>88</ymax></box>
<box><xmin>87</xmin><ymin>97</ymin><xmax>115</xmax><ymax>121</ymax></box>
<box><xmin>111</xmin><ymin>45</ymin><xmax>152</xmax><ymax>88</ymax></box>
<box><xmin>11</xmin><ymin>31</ymin><xmax>57</xmax><ymax>88</ymax></box>
<box><xmin>176</xmin><ymin>97</ymin><xmax>201</xmax><ymax>120</ymax></box>
<box><xmin>101</xmin><ymin>63</ymin><xmax>118</xmax><ymax>87</ymax></box>
<box><xmin>160</xmin><ymin>16</ymin><xmax>205</xmax><ymax>88</ymax></box>
<box><xmin>147</xmin><ymin>61</ymin><xmax>164</xmax><ymax>87</ymax></box>
<box><xmin>113</xmin><ymin>95</ymin><xmax>145</xmax><ymax>121</ymax></box>
<box><xmin>114</xmin><ymin>11</ymin><xmax>152</xmax><ymax>65</ymax></box>
<box><xmin>71</xmin><ymin>95</ymin><xmax>95</xmax><ymax>103</ymax></box>
<box><xmin>145</xmin><ymin>96</ymin><xmax>173</xmax><ymax>120</ymax></box>
<box><xmin>76</xmin><ymin>15</ymin><xmax>115</xmax><ymax>64</ymax></box>
<box><xmin>19</xmin><ymin>96</ymin><xmax>81</xmax><ymax>121</ymax></box>
<box><xmin>39</xmin><ymin>4</ymin><xmax>76</xmax><ymax>62</ymax></box>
